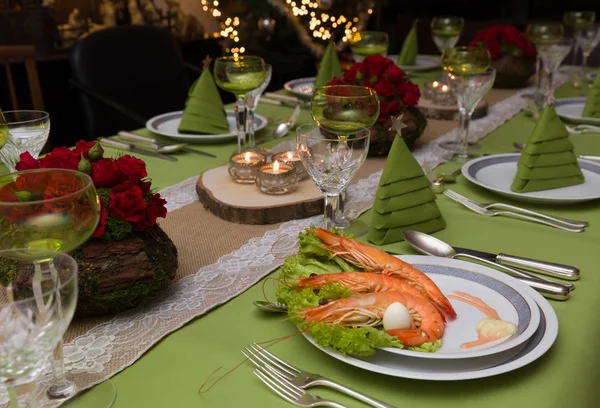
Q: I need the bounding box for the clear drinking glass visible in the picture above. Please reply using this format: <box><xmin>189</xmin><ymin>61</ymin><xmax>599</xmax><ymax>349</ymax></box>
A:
<box><xmin>431</xmin><ymin>16</ymin><xmax>464</xmax><ymax>53</ymax></box>
<box><xmin>296</xmin><ymin>124</ymin><xmax>370</xmax><ymax>230</ymax></box>
<box><xmin>214</xmin><ymin>56</ymin><xmax>267</xmax><ymax>153</ymax></box>
<box><xmin>0</xmin><ymin>111</ymin><xmax>50</xmax><ymax>172</ymax></box>
<box><xmin>0</xmin><ymin>249</ymin><xmax>78</xmax><ymax>408</ymax></box>
<box><xmin>0</xmin><ymin>169</ymin><xmax>101</xmax><ymax>401</ymax></box>
<box><xmin>538</xmin><ymin>37</ymin><xmax>573</xmax><ymax>103</ymax></box>
<box><xmin>310</xmin><ymin>85</ymin><xmax>379</xmax><ymax>228</ymax></box>
<box><xmin>526</xmin><ymin>23</ymin><xmax>564</xmax><ymax>103</ymax></box>
<box><xmin>349</xmin><ymin>31</ymin><xmax>389</xmax><ymax>62</ymax></box>
<box><xmin>563</xmin><ymin>11</ymin><xmax>596</xmax><ymax>67</ymax></box>
<box><xmin>574</xmin><ymin>24</ymin><xmax>600</xmax><ymax>84</ymax></box>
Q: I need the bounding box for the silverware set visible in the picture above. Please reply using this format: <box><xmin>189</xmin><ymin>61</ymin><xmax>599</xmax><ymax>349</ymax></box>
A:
<box><xmin>261</xmin><ymin>92</ymin><xmax>309</xmax><ymax>108</ymax></box>
<box><xmin>244</xmin><ymin>343</ymin><xmax>396</xmax><ymax>408</ymax></box>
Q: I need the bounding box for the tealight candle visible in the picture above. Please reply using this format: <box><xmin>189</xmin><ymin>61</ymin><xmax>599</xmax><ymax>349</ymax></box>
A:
<box><xmin>271</xmin><ymin>151</ymin><xmax>308</xmax><ymax>180</ymax></box>
<box><xmin>256</xmin><ymin>160</ymin><xmax>297</xmax><ymax>195</ymax></box>
<box><xmin>423</xmin><ymin>81</ymin><xmax>456</xmax><ymax>106</ymax></box>
<box><xmin>228</xmin><ymin>151</ymin><xmax>266</xmax><ymax>184</ymax></box>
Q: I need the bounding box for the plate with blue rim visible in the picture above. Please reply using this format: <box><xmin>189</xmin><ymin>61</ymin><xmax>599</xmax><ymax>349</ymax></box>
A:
<box><xmin>555</xmin><ymin>97</ymin><xmax>600</xmax><ymax>126</ymax></box>
<box><xmin>462</xmin><ymin>153</ymin><xmax>600</xmax><ymax>204</ymax></box>
<box><xmin>303</xmin><ymin>256</ymin><xmax>557</xmax><ymax>381</ymax></box>
<box><xmin>386</xmin><ymin>54</ymin><xmax>442</xmax><ymax>72</ymax></box>
<box><xmin>284</xmin><ymin>77</ymin><xmax>315</xmax><ymax>98</ymax></box>
<box><xmin>145</xmin><ymin>110</ymin><xmax>268</xmax><ymax>143</ymax></box>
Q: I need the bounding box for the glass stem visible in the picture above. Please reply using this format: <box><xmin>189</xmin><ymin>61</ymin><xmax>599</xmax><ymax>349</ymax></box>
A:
<box><xmin>546</xmin><ymin>70</ymin><xmax>555</xmax><ymax>105</ymax></box>
<box><xmin>7</xmin><ymin>385</ymin><xmax>20</xmax><ymax>408</ymax></box>
<box><xmin>234</xmin><ymin>96</ymin><xmax>246</xmax><ymax>153</ymax></box>
<box><xmin>245</xmin><ymin>106</ymin><xmax>256</xmax><ymax>150</ymax></box>
<box><xmin>337</xmin><ymin>189</ymin><xmax>346</xmax><ymax>218</ymax></box>
<box><xmin>324</xmin><ymin>194</ymin><xmax>338</xmax><ymax>230</ymax></box>
<box><xmin>457</xmin><ymin>111</ymin><xmax>471</xmax><ymax>159</ymax></box>
<box><xmin>535</xmin><ymin>56</ymin><xmax>543</xmax><ymax>91</ymax></box>
<box><xmin>572</xmin><ymin>40</ymin><xmax>579</xmax><ymax>66</ymax></box>
<box><xmin>50</xmin><ymin>339</ymin><xmax>67</xmax><ymax>387</ymax></box>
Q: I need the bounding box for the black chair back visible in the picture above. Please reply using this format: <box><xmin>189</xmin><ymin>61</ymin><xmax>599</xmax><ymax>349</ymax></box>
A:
<box><xmin>70</xmin><ymin>25</ymin><xmax>191</xmax><ymax>140</ymax></box>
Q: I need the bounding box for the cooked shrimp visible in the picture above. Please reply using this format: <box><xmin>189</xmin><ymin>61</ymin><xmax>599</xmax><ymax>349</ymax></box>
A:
<box><xmin>309</xmin><ymin>228</ymin><xmax>457</xmax><ymax>318</ymax></box>
<box><xmin>301</xmin><ymin>291</ymin><xmax>445</xmax><ymax>347</ymax></box>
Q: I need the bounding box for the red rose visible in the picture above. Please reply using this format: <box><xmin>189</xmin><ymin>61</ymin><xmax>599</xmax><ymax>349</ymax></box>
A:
<box><xmin>327</xmin><ymin>77</ymin><xmax>345</xmax><ymax>86</ymax></box>
<box><xmin>92</xmin><ymin>200</ymin><xmax>108</xmax><ymax>238</ymax></box>
<box><xmin>373</xmin><ymin>77</ymin><xmax>395</xmax><ymax>98</ymax></box>
<box><xmin>382</xmin><ymin>63</ymin><xmax>406</xmax><ymax>83</ymax></box>
<box><xmin>386</xmin><ymin>100</ymin><xmax>401</xmax><ymax>115</ymax></box>
<box><xmin>74</xmin><ymin>140</ymin><xmax>97</xmax><ymax>158</ymax></box>
<box><xmin>133</xmin><ymin>193</ymin><xmax>167</xmax><ymax>230</ymax></box>
<box><xmin>524</xmin><ymin>43</ymin><xmax>536</xmax><ymax>57</ymax></box>
<box><xmin>502</xmin><ymin>26</ymin><xmax>519</xmax><ymax>45</ymax></box>
<box><xmin>0</xmin><ymin>182</ymin><xmax>19</xmax><ymax>203</ymax></box>
<box><xmin>486</xmin><ymin>41</ymin><xmax>502</xmax><ymax>59</ymax></box>
<box><xmin>139</xmin><ymin>180</ymin><xmax>152</xmax><ymax>195</ymax></box>
<box><xmin>15</xmin><ymin>152</ymin><xmax>41</xmax><ymax>171</ymax></box>
<box><xmin>343</xmin><ymin>64</ymin><xmax>361</xmax><ymax>82</ymax></box>
<box><xmin>116</xmin><ymin>155</ymin><xmax>147</xmax><ymax>182</ymax></box>
<box><xmin>15</xmin><ymin>171</ymin><xmax>52</xmax><ymax>197</ymax></box>
<box><xmin>40</xmin><ymin>147</ymin><xmax>80</xmax><ymax>170</ymax></box>
<box><xmin>401</xmin><ymin>83</ymin><xmax>420</xmax><ymax>107</ymax></box>
<box><xmin>43</xmin><ymin>172</ymin><xmax>87</xmax><ymax>208</ymax></box>
<box><xmin>109</xmin><ymin>181</ymin><xmax>146</xmax><ymax>222</ymax></box>
<box><xmin>378</xmin><ymin>100</ymin><xmax>390</xmax><ymax>122</ymax></box>
<box><xmin>91</xmin><ymin>159</ymin><xmax>123</xmax><ymax>188</ymax></box>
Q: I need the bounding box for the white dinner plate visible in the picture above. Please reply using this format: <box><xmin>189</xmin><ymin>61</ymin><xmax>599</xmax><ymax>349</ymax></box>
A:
<box><xmin>145</xmin><ymin>110</ymin><xmax>268</xmax><ymax>143</ymax></box>
<box><xmin>303</xmin><ymin>256</ymin><xmax>558</xmax><ymax>381</ymax></box>
<box><xmin>586</xmin><ymin>71</ymin><xmax>597</xmax><ymax>82</ymax></box>
<box><xmin>284</xmin><ymin>77</ymin><xmax>316</xmax><ymax>98</ymax></box>
<box><xmin>462</xmin><ymin>153</ymin><xmax>600</xmax><ymax>204</ymax></box>
<box><xmin>555</xmin><ymin>97</ymin><xmax>600</xmax><ymax>126</ymax></box>
<box><xmin>386</xmin><ymin>54</ymin><xmax>442</xmax><ymax>72</ymax></box>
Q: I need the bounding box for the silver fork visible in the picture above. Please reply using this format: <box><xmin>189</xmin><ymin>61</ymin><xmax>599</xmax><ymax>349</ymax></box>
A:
<box><xmin>243</xmin><ymin>343</ymin><xmax>396</xmax><ymax>408</ymax></box>
<box><xmin>444</xmin><ymin>190</ymin><xmax>588</xmax><ymax>229</ymax></box>
<box><xmin>254</xmin><ymin>365</ymin><xmax>347</xmax><ymax>408</ymax></box>
<box><xmin>443</xmin><ymin>190</ymin><xmax>585</xmax><ymax>232</ymax></box>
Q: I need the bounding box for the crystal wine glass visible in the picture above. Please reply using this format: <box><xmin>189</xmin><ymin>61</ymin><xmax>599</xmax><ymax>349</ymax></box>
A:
<box><xmin>310</xmin><ymin>85</ymin><xmax>379</xmax><ymax>228</ymax></box>
<box><xmin>441</xmin><ymin>47</ymin><xmax>494</xmax><ymax>161</ymax></box>
<box><xmin>214</xmin><ymin>56</ymin><xmax>266</xmax><ymax>153</ymax></box>
<box><xmin>431</xmin><ymin>16</ymin><xmax>465</xmax><ymax>54</ymax></box>
<box><xmin>0</xmin><ymin>249</ymin><xmax>78</xmax><ymax>408</ymax></box>
<box><xmin>0</xmin><ymin>111</ymin><xmax>50</xmax><ymax>172</ymax></box>
<box><xmin>526</xmin><ymin>23</ymin><xmax>564</xmax><ymax>104</ymax></box>
<box><xmin>538</xmin><ymin>37</ymin><xmax>573</xmax><ymax>103</ymax></box>
<box><xmin>349</xmin><ymin>31</ymin><xmax>389</xmax><ymax>62</ymax></box>
<box><xmin>0</xmin><ymin>169</ymin><xmax>100</xmax><ymax>401</ymax></box>
<box><xmin>574</xmin><ymin>24</ymin><xmax>600</xmax><ymax>85</ymax></box>
<box><xmin>296</xmin><ymin>124</ymin><xmax>370</xmax><ymax>230</ymax></box>
<box><xmin>563</xmin><ymin>11</ymin><xmax>596</xmax><ymax>67</ymax></box>
<box><xmin>245</xmin><ymin>64</ymin><xmax>272</xmax><ymax>152</ymax></box>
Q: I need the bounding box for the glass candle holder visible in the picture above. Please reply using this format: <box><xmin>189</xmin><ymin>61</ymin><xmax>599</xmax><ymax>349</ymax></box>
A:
<box><xmin>423</xmin><ymin>81</ymin><xmax>457</xmax><ymax>105</ymax></box>
<box><xmin>271</xmin><ymin>151</ymin><xmax>308</xmax><ymax>180</ymax></box>
<box><xmin>228</xmin><ymin>151</ymin><xmax>266</xmax><ymax>184</ymax></box>
<box><xmin>256</xmin><ymin>160</ymin><xmax>298</xmax><ymax>195</ymax></box>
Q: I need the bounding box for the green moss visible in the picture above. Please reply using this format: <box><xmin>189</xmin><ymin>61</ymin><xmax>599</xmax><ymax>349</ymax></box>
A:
<box><xmin>0</xmin><ymin>257</ymin><xmax>18</xmax><ymax>287</ymax></box>
<box><xmin>101</xmin><ymin>216</ymin><xmax>133</xmax><ymax>242</ymax></box>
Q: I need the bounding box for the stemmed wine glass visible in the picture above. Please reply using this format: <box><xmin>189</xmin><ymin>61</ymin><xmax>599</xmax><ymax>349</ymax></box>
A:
<box><xmin>296</xmin><ymin>124</ymin><xmax>370</xmax><ymax>230</ymax></box>
<box><xmin>563</xmin><ymin>11</ymin><xmax>595</xmax><ymax>67</ymax></box>
<box><xmin>574</xmin><ymin>24</ymin><xmax>600</xmax><ymax>85</ymax></box>
<box><xmin>309</xmin><ymin>85</ymin><xmax>379</xmax><ymax>228</ymax></box>
<box><xmin>214</xmin><ymin>56</ymin><xmax>267</xmax><ymax>152</ymax></box>
<box><xmin>246</xmin><ymin>64</ymin><xmax>272</xmax><ymax>151</ymax></box>
<box><xmin>538</xmin><ymin>37</ymin><xmax>573</xmax><ymax>103</ymax></box>
<box><xmin>0</xmin><ymin>169</ymin><xmax>101</xmax><ymax>401</ymax></box>
<box><xmin>526</xmin><ymin>23</ymin><xmax>564</xmax><ymax>104</ymax></box>
<box><xmin>431</xmin><ymin>16</ymin><xmax>465</xmax><ymax>54</ymax></box>
<box><xmin>0</xmin><ymin>111</ymin><xmax>50</xmax><ymax>172</ymax></box>
<box><xmin>349</xmin><ymin>32</ymin><xmax>389</xmax><ymax>62</ymax></box>
<box><xmin>440</xmin><ymin>47</ymin><xmax>495</xmax><ymax>161</ymax></box>
<box><xmin>0</xmin><ymin>249</ymin><xmax>78</xmax><ymax>408</ymax></box>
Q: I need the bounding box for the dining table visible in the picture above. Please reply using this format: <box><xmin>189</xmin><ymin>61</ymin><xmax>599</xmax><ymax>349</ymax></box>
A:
<box><xmin>9</xmin><ymin>65</ymin><xmax>600</xmax><ymax>408</ymax></box>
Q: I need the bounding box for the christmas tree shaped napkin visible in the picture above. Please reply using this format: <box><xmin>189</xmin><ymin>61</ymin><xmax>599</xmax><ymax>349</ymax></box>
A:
<box><xmin>314</xmin><ymin>42</ymin><xmax>343</xmax><ymax>90</ymax></box>
<box><xmin>511</xmin><ymin>105</ymin><xmax>584</xmax><ymax>192</ymax></box>
<box><xmin>178</xmin><ymin>57</ymin><xmax>230</xmax><ymax>135</ymax></box>
<box><xmin>397</xmin><ymin>20</ymin><xmax>418</xmax><ymax>66</ymax></box>
<box><xmin>368</xmin><ymin>133</ymin><xmax>445</xmax><ymax>245</ymax></box>
<box><xmin>583</xmin><ymin>71</ymin><xmax>600</xmax><ymax>118</ymax></box>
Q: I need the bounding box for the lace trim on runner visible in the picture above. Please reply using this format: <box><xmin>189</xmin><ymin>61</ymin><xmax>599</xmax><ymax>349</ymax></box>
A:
<box><xmin>2</xmin><ymin>74</ymin><xmax>568</xmax><ymax>406</ymax></box>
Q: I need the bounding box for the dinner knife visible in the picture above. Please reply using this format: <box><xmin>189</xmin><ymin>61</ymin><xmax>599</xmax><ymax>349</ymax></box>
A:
<box><xmin>117</xmin><ymin>131</ymin><xmax>216</xmax><ymax>158</ymax></box>
<box><xmin>453</xmin><ymin>246</ymin><xmax>580</xmax><ymax>281</ymax></box>
<box><xmin>100</xmin><ymin>138</ymin><xmax>178</xmax><ymax>162</ymax></box>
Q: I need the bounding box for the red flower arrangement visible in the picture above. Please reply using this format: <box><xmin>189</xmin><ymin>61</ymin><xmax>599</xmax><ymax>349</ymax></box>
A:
<box><xmin>470</xmin><ymin>25</ymin><xmax>535</xmax><ymax>59</ymax></box>
<box><xmin>14</xmin><ymin>140</ymin><xmax>167</xmax><ymax>241</ymax></box>
<box><xmin>328</xmin><ymin>55</ymin><xmax>427</xmax><ymax>156</ymax></box>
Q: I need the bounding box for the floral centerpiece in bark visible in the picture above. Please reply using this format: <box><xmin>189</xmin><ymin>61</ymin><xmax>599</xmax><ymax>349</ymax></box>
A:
<box><xmin>8</xmin><ymin>140</ymin><xmax>178</xmax><ymax>316</ymax></box>
<box><xmin>470</xmin><ymin>25</ymin><xmax>536</xmax><ymax>88</ymax></box>
<box><xmin>329</xmin><ymin>55</ymin><xmax>426</xmax><ymax>156</ymax></box>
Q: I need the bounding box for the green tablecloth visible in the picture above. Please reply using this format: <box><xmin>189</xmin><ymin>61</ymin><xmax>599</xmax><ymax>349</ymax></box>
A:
<box><xmin>66</xmin><ymin>74</ymin><xmax>600</xmax><ymax>408</ymax></box>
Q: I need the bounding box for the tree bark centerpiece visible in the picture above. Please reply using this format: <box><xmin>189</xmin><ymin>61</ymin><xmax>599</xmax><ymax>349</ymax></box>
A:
<box><xmin>2</xmin><ymin>140</ymin><xmax>178</xmax><ymax>317</ymax></box>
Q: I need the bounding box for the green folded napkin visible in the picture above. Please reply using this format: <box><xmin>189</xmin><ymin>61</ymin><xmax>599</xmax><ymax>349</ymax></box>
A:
<box><xmin>368</xmin><ymin>136</ymin><xmax>445</xmax><ymax>244</ymax></box>
<box><xmin>368</xmin><ymin>217</ymin><xmax>446</xmax><ymax>246</ymax></box>
<box><xmin>314</xmin><ymin>42</ymin><xmax>343</xmax><ymax>90</ymax></box>
<box><xmin>373</xmin><ymin>187</ymin><xmax>436</xmax><ymax>213</ymax></box>
<box><xmin>397</xmin><ymin>20</ymin><xmax>418</xmax><ymax>66</ymax></box>
<box><xmin>178</xmin><ymin>61</ymin><xmax>229</xmax><ymax>135</ymax></box>
<box><xmin>583</xmin><ymin>73</ymin><xmax>600</xmax><ymax>118</ymax></box>
<box><xmin>512</xmin><ymin>105</ymin><xmax>585</xmax><ymax>192</ymax></box>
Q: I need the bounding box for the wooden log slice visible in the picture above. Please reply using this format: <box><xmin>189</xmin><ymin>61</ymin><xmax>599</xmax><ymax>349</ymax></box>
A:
<box><xmin>418</xmin><ymin>98</ymin><xmax>489</xmax><ymax>121</ymax></box>
<box><xmin>196</xmin><ymin>165</ymin><xmax>324</xmax><ymax>224</ymax></box>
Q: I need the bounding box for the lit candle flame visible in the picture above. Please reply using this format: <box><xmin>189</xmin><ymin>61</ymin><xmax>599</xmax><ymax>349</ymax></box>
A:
<box><xmin>244</xmin><ymin>151</ymin><xmax>251</xmax><ymax>162</ymax></box>
<box><xmin>287</xmin><ymin>152</ymin><xmax>294</xmax><ymax>160</ymax></box>
<box><xmin>432</xmin><ymin>81</ymin><xmax>439</xmax><ymax>87</ymax></box>
<box><xmin>441</xmin><ymin>85</ymin><xmax>449</xmax><ymax>92</ymax></box>
<box><xmin>273</xmin><ymin>160</ymin><xmax>280</xmax><ymax>172</ymax></box>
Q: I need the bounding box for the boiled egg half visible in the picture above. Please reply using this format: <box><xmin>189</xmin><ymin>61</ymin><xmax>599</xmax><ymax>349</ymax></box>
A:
<box><xmin>382</xmin><ymin>302</ymin><xmax>412</xmax><ymax>330</ymax></box>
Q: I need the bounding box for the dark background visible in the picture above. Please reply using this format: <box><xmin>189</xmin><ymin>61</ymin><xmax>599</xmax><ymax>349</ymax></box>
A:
<box><xmin>1</xmin><ymin>0</ymin><xmax>600</xmax><ymax>147</ymax></box>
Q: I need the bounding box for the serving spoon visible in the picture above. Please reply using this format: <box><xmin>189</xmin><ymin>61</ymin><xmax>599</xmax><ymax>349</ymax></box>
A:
<box><xmin>253</xmin><ymin>300</ymin><xmax>288</xmax><ymax>313</ymax></box>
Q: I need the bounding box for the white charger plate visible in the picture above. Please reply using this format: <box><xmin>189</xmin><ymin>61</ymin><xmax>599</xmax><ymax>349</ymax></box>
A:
<box><xmin>284</xmin><ymin>77</ymin><xmax>316</xmax><ymax>98</ymax></box>
<box><xmin>145</xmin><ymin>110</ymin><xmax>268</xmax><ymax>143</ymax></box>
<box><xmin>462</xmin><ymin>153</ymin><xmax>600</xmax><ymax>204</ymax></box>
<box><xmin>555</xmin><ymin>97</ymin><xmax>600</xmax><ymax>126</ymax></box>
<box><xmin>386</xmin><ymin>55</ymin><xmax>442</xmax><ymax>71</ymax></box>
<box><xmin>303</xmin><ymin>256</ymin><xmax>558</xmax><ymax>381</ymax></box>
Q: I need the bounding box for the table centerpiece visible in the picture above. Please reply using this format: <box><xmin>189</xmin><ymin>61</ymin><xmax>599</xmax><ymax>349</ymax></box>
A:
<box><xmin>470</xmin><ymin>25</ymin><xmax>536</xmax><ymax>88</ymax></box>
<box><xmin>328</xmin><ymin>55</ymin><xmax>426</xmax><ymax>156</ymax></box>
<box><xmin>4</xmin><ymin>140</ymin><xmax>178</xmax><ymax>317</ymax></box>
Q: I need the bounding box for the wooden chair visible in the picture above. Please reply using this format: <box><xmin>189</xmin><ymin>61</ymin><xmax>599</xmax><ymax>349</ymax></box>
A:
<box><xmin>0</xmin><ymin>45</ymin><xmax>44</xmax><ymax>111</ymax></box>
